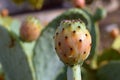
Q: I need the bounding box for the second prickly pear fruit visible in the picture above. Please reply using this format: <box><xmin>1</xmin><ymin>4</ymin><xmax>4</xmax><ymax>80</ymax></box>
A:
<box><xmin>54</xmin><ymin>19</ymin><xmax>92</xmax><ymax>66</ymax></box>
<box><xmin>72</xmin><ymin>0</ymin><xmax>85</xmax><ymax>8</ymax></box>
<box><xmin>20</xmin><ymin>16</ymin><xmax>42</xmax><ymax>42</ymax></box>
<box><xmin>1</xmin><ymin>8</ymin><xmax>9</xmax><ymax>17</ymax></box>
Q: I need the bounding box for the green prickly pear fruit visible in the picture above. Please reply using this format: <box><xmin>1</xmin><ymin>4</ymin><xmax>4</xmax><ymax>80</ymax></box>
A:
<box><xmin>20</xmin><ymin>16</ymin><xmax>42</xmax><ymax>42</ymax></box>
<box><xmin>54</xmin><ymin>19</ymin><xmax>92</xmax><ymax>66</ymax></box>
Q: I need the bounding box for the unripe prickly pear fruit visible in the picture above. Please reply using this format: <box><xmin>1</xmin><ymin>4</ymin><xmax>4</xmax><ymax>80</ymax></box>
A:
<box><xmin>20</xmin><ymin>16</ymin><xmax>42</xmax><ymax>42</ymax></box>
<box><xmin>54</xmin><ymin>19</ymin><xmax>92</xmax><ymax>66</ymax></box>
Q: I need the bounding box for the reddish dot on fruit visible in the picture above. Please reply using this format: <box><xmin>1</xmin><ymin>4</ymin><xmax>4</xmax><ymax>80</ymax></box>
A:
<box><xmin>85</xmin><ymin>33</ymin><xmax>87</xmax><ymax>36</ymax></box>
<box><xmin>56</xmin><ymin>32</ymin><xmax>59</xmax><ymax>35</ymax></box>
<box><xmin>65</xmin><ymin>36</ymin><xmax>68</xmax><ymax>39</ymax></box>
<box><xmin>70</xmin><ymin>48</ymin><xmax>73</xmax><ymax>51</ymax></box>
<box><xmin>58</xmin><ymin>42</ymin><xmax>61</xmax><ymax>46</ymax></box>
<box><xmin>73</xmin><ymin>30</ymin><xmax>76</xmax><ymax>34</ymax></box>
<box><xmin>62</xmin><ymin>28</ymin><xmax>64</xmax><ymax>31</ymax></box>
<box><xmin>78</xmin><ymin>26</ymin><xmax>81</xmax><ymax>28</ymax></box>
<box><xmin>79</xmin><ymin>39</ymin><xmax>82</xmax><ymax>42</ymax></box>
<box><xmin>64</xmin><ymin>54</ymin><xmax>67</xmax><ymax>57</ymax></box>
<box><xmin>84</xmin><ymin>51</ymin><xmax>86</xmax><ymax>54</ymax></box>
<box><xmin>90</xmin><ymin>43</ymin><xmax>92</xmax><ymax>46</ymax></box>
<box><xmin>55</xmin><ymin>47</ymin><xmax>57</xmax><ymax>50</ymax></box>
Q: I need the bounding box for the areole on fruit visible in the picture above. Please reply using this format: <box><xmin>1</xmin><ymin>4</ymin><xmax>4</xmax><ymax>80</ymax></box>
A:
<box><xmin>54</xmin><ymin>19</ymin><xmax>92</xmax><ymax>66</ymax></box>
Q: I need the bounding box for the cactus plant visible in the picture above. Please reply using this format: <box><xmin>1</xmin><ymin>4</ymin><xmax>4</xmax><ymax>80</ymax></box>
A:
<box><xmin>54</xmin><ymin>19</ymin><xmax>92</xmax><ymax>80</ymax></box>
<box><xmin>0</xmin><ymin>25</ymin><xmax>35</xmax><ymax>80</ymax></box>
<box><xmin>34</xmin><ymin>7</ymin><xmax>107</xmax><ymax>80</ymax></box>
<box><xmin>0</xmin><ymin>7</ymin><xmax>107</xmax><ymax>80</ymax></box>
<box><xmin>0</xmin><ymin>17</ymin><xmax>40</xmax><ymax>80</ymax></box>
<box><xmin>33</xmin><ymin>8</ymin><xmax>101</xmax><ymax>80</ymax></box>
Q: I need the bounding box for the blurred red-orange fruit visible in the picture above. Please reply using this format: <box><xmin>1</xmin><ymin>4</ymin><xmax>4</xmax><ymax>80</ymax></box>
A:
<box><xmin>1</xmin><ymin>9</ymin><xmax>9</xmax><ymax>17</ymax></box>
<box><xmin>110</xmin><ymin>28</ymin><xmax>120</xmax><ymax>38</ymax></box>
<box><xmin>73</xmin><ymin>0</ymin><xmax>85</xmax><ymax>8</ymax></box>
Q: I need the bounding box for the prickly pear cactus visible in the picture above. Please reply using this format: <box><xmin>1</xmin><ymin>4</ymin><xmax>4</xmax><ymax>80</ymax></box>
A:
<box><xmin>0</xmin><ymin>17</ymin><xmax>38</xmax><ymax>80</ymax></box>
<box><xmin>0</xmin><ymin>8</ymin><xmax>106</xmax><ymax>80</ymax></box>
<box><xmin>34</xmin><ymin>8</ymin><xmax>105</xmax><ymax>80</ymax></box>
<box><xmin>0</xmin><ymin>25</ymin><xmax>34</xmax><ymax>80</ymax></box>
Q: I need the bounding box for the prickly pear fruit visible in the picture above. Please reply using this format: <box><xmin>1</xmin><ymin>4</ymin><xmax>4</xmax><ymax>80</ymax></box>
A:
<box><xmin>54</xmin><ymin>19</ymin><xmax>92</xmax><ymax>66</ymax></box>
<box><xmin>1</xmin><ymin>8</ymin><xmax>9</xmax><ymax>17</ymax></box>
<box><xmin>72</xmin><ymin>0</ymin><xmax>85</xmax><ymax>8</ymax></box>
<box><xmin>110</xmin><ymin>28</ymin><xmax>120</xmax><ymax>39</ymax></box>
<box><xmin>20</xmin><ymin>16</ymin><xmax>42</xmax><ymax>42</ymax></box>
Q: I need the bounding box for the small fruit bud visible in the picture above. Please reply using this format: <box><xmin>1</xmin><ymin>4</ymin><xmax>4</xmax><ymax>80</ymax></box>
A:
<box><xmin>72</xmin><ymin>0</ymin><xmax>85</xmax><ymax>8</ymax></box>
<box><xmin>110</xmin><ymin>28</ymin><xmax>120</xmax><ymax>39</ymax></box>
<box><xmin>54</xmin><ymin>19</ymin><xmax>92</xmax><ymax>66</ymax></box>
<box><xmin>1</xmin><ymin>8</ymin><xmax>9</xmax><ymax>17</ymax></box>
<box><xmin>20</xmin><ymin>16</ymin><xmax>42</xmax><ymax>42</ymax></box>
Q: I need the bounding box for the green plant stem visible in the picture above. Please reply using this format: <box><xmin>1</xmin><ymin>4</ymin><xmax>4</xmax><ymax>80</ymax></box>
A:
<box><xmin>67</xmin><ymin>65</ymin><xmax>81</xmax><ymax>80</ymax></box>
